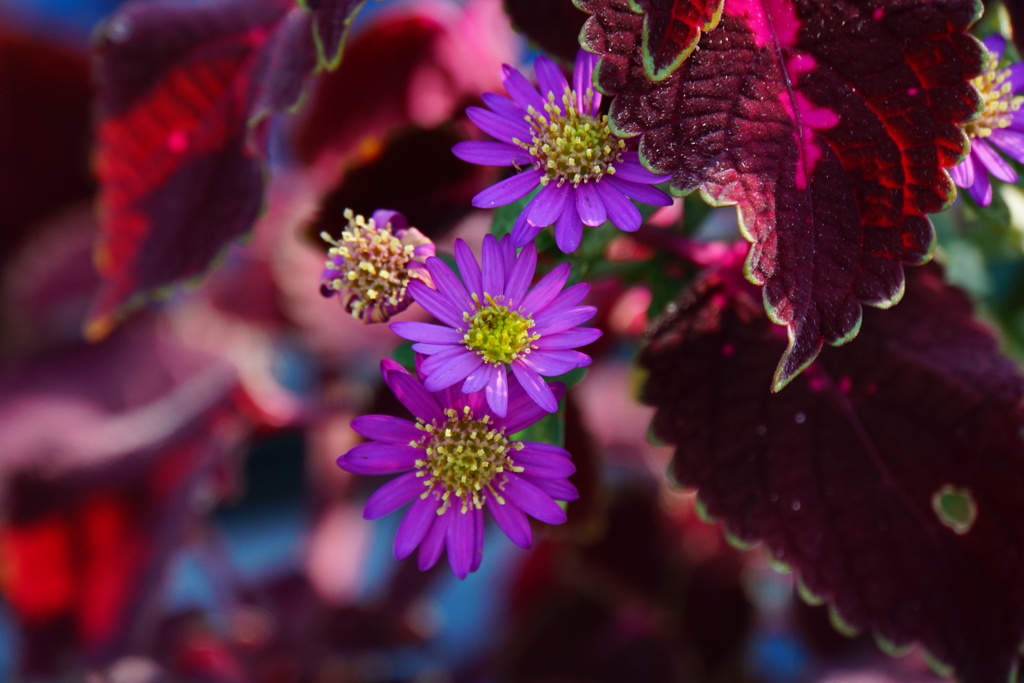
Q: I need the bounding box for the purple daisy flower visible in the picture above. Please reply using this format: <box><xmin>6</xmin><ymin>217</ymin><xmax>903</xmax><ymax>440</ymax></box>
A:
<box><xmin>320</xmin><ymin>208</ymin><xmax>435</xmax><ymax>323</ymax></box>
<box><xmin>337</xmin><ymin>358</ymin><xmax>579</xmax><ymax>579</ymax></box>
<box><xmin>390</xmin><ymin>234</ymin><xmax>601</xmax><ymax>417</ymax></box>
<box><xmin>951</xmin><ymin>35</ymin><xmax>1024</xmax><ymax>206</ymax></box>
<box><xmin>453</xmin><ymin>49</ymin><xmax>672</xmax><ymax>253</ymax></box>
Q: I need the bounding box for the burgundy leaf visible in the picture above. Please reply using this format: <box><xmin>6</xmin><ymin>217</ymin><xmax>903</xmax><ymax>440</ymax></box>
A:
<box><xmin>580</xmin><ymin>0</ymin><xmax>983</xmax><ymax>389</ymax></box>
<box><xmin>300</xmin><ymin>0</ymin><xmax>370</xmax><ymax>70</ymax></box>
<box><xmin>630</xmin><ymin>0</ymin><xmax>725</xmax><ymax>80</ymax></box>
<box><xmin>639</xmin><ymin>263</ymin><xmax>1024</xmax><ymax>683</ymax></box>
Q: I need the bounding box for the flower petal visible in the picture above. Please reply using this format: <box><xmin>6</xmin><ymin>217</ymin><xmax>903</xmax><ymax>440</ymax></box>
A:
<box><xmin>511</xmin><ymin>362</ymin><xmax>559</xmax><ymax>412</ymax></box>
<box><xmin>534</xmin><ymin>55</ymin><xmax>569</xmax><ymax>109</ymax></box>
<box><xmin>395</xmin><ymin>493</ymin><xmax>439</xmax><ymax>560</ymax></box>
<box><xmin>533</xmin><ymin>326</ymin><xmax>602</xmax><ymax>350</ymax></box>
<box><xmin>446</xmin><ymin>508</ymin><xmax>476</xmax><ymax>579</ymax></box>
<box><xmin>1009</xmin><ymin>63</ymin><xmax>1024</xmax><ymax>95</ymax></box>
<box><xmin>614</xmin><ymin>152</ymin><xmax>668</xmax><ymax>183</ymax></box>
<box><xmin>486</xmin><ymin>490</ymin><xmax>532</xmax><ymax>549</ymax></box>
<box><xmin>533</xmin><ymin>305</ymin><xmax>598</xmax><ymax>336</ymax></box>
<box><xmin>364</xmin><ymin>471</ymin><xmax>426</xmax><ymax>520</ymax></box>
<box><xmin>471</xmin><ymin>508</ymin><xmax>485</xmax><ymax>573</ymax></box>
<box><xmin>391</xmin><ymin>321</ymin><xmax>463</xmax><ymax>345</ymax></box>
<box><xmin>511</xmin><ymin>210</ymin><xmax>543</xmax><ymax>247</ymax></box>
<box><xmin>949</xmin><ymin>157</ymin><xmax>973</xmax><ymax>188</ymax></box>
<box><xmin>504</xmin><ymin>241</ymin><xmax>537</xmax><ymax>306</ymax></box>
<box><xmin>418</xmin><ymin>508</ymin><xmax>451</xmax><ymax>571</ymax></box>
<box><xmin>481</xmin><ymin>233</ymin><xmax>507</xmax><ymax>297</ymax></box>
<box><xmin>574</xmin><ymin>49</ymin><xmax>600</xmax><ymax>115</ymax></box>
<box><xmin>526</xmin><ymin>182</ymin><xmax>570</xmax><ymax>227</ymax></box>
<box><xmin>454</xmin><ymin>239</ymin><xmax>484</xmax><ymax>299</ymax></box>
<box><xmin>514</xmin><ymin>443</ymin><xmax>576</xmax><ymax>479</ymax></box>
<box><xmin>452</xmin><ymin>140</ymin><xmax>531</xmax><ymax>167</ymax></box>
<box><xmin>426</xmin><ymin>257</ymin><xmax>474</xmax><ymax>312</ymax></box>
<box><xmin>502</xmin><ymin>63</ymin><xmax>546</xmax><ymax>114</ymax></box>
<box><xmin>466</xmin><ymin>105</ymin><xmax>530</xmax><ymax>143</ymax></box>
<box><xmin>462</xmin><ymin>363</ymin><xmax>495</xmax><ymax>394</ymax></box>
<box><xmin>423</xmin><ymin>350</ymin><xmax>484</xmax><ymax>391</ymax></box>
<box><xmin>603</xmin><ymin>175</ymin><xmax>673</xmax><ymax>206</ymax></box>
<box><xmin>485</xmin><ymin>366</ymin><xmax>509</xmax><ymax>417</ymax></box>
<box><xmin>968</xmin><ymin>153</ymin><xmax>993</xmax><ymax>206</ymax></box>
<box><xmin>338</xmin><ymin>443</ymin><xmax>421</xmax><ymax>475</ymax></box>
<box><xmin>482</xmin><ymin>92</ymin><xmax>523</xmax><ymax>120</ymax></box>
<box><xmin>520</xmin><ymin>263</ymin><xmax>571</xmax><ymax>313</ymax></box>
<box><xmin>599</xmin><ymin>183</ymin><xmax>643</xmax><ymax>231</ymax></box>
<box><xmin>502</xmin><ymin>474</ymin><xmax>567</xmax><ymax>524</ymax></box>
<box><xmin>554</xmin><ymin>196</ymin><xmax>584</xmax><ymax>253</ymax></box>
<box><xmin>521</xmin><ymin>473</ymin><xmax>579</xmax><ymax>502</ymax></box>
<box><xmin>521</xmin><ymin>350</ymin><xmax>591</xmax><ymax>376</ymax></box>
<box><xmin>500</xmin><ymin>381</ymin><xmax>566</xmax><ymax>434</ymax></box>
<box><xmin>984</xmin><ymin>34</ymin><xmax>1007</xmax><ymax>61</ymax></box>
<box><xmin>382</xmin><ymin>367</ymin><xmax>444</xmax><ymax>423</ymax></box>
<box><xmin>351</xmin><ymin>415</ymin><xmax>423</xmax><ymax>445</ymax></box>
<box><xmin>575</xmin><ymin>181</ymin><xmax>607</xmax><ymax>227</ymax></box>
<box><xmin>989</xmin><ymin>128</ymin><xmax>1024</xmax><ymax>162</ymax></box>
<box><xmin>972</xmin><ymin>138</ymin><xmax>1017</xmax><ymax>183</ymax></box>
<box><xmin>473</xmin><ymin>169</ymin><xmax>545</xmax><ymax>209</ymax></box>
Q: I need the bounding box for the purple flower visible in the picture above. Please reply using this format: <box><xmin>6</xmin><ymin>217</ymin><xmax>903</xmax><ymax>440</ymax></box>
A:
<box><xmin>453</xmin><ymin>49</ymin><xmax>672</xmax><ymax>253</ymax></box>
<box><xmin>337</xmin><ymin>359</ymin><xmax>579</xmax><ymax>579</ymax></box>
<box><xmin>951</xmin><ymin>35</ymin><xmax>1024</xmax><ymax>206</ymax></box>
<box><xmin>320</xmin><ymin>209</ymin><xmax>435</xmax><ymax>323</ymax></box>
<box><xmin>390</xmin><ymin>234</ymin><xmax>600</xmax><ymax>417</ymax></box>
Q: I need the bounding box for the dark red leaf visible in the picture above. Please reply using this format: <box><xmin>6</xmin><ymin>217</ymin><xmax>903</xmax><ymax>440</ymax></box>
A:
<box><xmin>629</xmin><ymin>0</ymin><xmax>725</xmax><ymax>80</ymax></box>
<box><xmin>580</xmin><ymin>0</ymin><xmax>983</xmax><ymax>389</ymax></box>
<box><xmin>639</xmin><ymin>262</ymin><xmax>1024</xmax><ymax>683</ymax></box>
<box><xmin>300</xmin><ymin>0</ymin><xmax>370</xmax><ymax>70</ymax></box>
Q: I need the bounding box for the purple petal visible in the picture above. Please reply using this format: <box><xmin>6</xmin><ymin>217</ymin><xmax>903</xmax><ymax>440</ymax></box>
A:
<box><xmin>520</xmin><ymin>263</ymin><xmax>571</xmax><ymax>313</ymax></box>
<box><xmin>504</xmin><ymin>241</ymin><xmax>537</xmax><ymax>305</ymax></box>
<box><xmin>511</xmin><ymin>210</ymin><xmax>543</xmax><ymax>247</ymax></box>
<box><xmin>454</xmin><ymin>239</ymin><xmax>484</xmax><ymax>299</ymax></box>
<box><xmin>511</xmin><ymin>362</ymin><xmax>559</xmax><ymax>412</ymax></box>
<box><xmin>351</xmin><ymin>415</ymin><xmax>423</xmax><ymax>445</ymax></box>
<box><xmin>395</xmin><ymin>493</ymin><xmax>439</xmax><ymax>560</ymax></box>
<box><xmin>418</xmin><ymin>507</ymin><xmax>451</xmax><ymax>570</ymax></box>
<box><xmin>533</xmin><ymin>305</ymin><xmax>598</xmax><ymax>335</ymax></box>
<box><xmin>573</xmin><ymin>49</ymin><xmax>600</xmax><ymax>115</ymax></box>
<box><xmin>486</xmin><ymin>490</ymin><xmax>532</xmax><ymax>549</ymax></box>
<box><xmin>482</xmin><ymin>92</ymin><xmax>523</xmax><ymax>120</ymax></box>
<box><xmin>364</xmin><ymin>471</ymin><xmax>426</xmax><ymax>520</ymax></box>
<box><xmin>462</xmin><ymin>364</ymin><xmax>495</xmax><ymax>394</ymax></box>
<box><xmin>554</xmin><ymin>197</ymin><xmax>584</xmax><ymax>253</ymax></box>
<box><xmin>534</xmin><ymin>55</ymin><xmax>569</xmax><ymax>107</ymax></box>
<box><xmin>453</xmin><ymin>140</ymin><xmax>531</xmax><ymax>167</ymax></box>
<box><xmin>409</xmin><ymin>280</ymin><xmax>467</xmax><ymax>329</ymax></box>
<box><xmin>502</xmin><ymin>474</ymin><xmax>567</xmax><ymax>524</ymax></box>
<box><xmin>575</xmin><ymin>182</ymin><xmax>607</xmax><ymax>227</ymax></box>
<box><xmin>391</xmin><ymin>321</ymin><xmax>463</xmax><ymax>345</ymax></box>
<box><xmin>614</xmin><ymin>152</ymin><xmax>668</xmax><ymax>183</ymax></box>
<box><xmin>949</xmin><ymin>157</ymin><xmax>972</xmax><ymax>188</ymax></box>
<box><xmin>382</xmin><ymin>368</ymin><xmax>444</xmax><ymax>423</ymax></box>
<box><xmin>499</xmin><ymin>381</ymin><xmax>566</xmax><ymax>434</ymax></box>
<box><xmin>471</xmin><ymin>508</ymin><xmax>485</xmax><ymax>573</ymax></box>
<box><xmin>599</xmin><ymin>183</ymin><xmax>643</xmax><ymax>231</ymax></box>
<box><xmin>481</xmin><ymin>234</ymin><xmax>507</xmax><ymax>297</ymax></box>
<box><xmin>521</xmin><ymin>473</ymin><xmax>579</xmax><ymax>501</ymax></box>
<box><xmin>473</xmin><ymin>169</ymin><xmax>544</xmax><ymax>209</ymax></box>
<box><xmin>1009</xmin><ymin>63</ymin><xmax>1024</xmax><ymax>95</ymax></box>
<box><xmin>502</xmin><ymin>63</ymin><xmax>546</xmax><ymax>114</ymax></box>
<box><xmin>514</xmin><ymin>443</ymin><xmax>575</xmax><ymax>479</ymax></box>
<box><xmin>989</xmin><ymin>128</ymin><xmax>1024</xmax><ymax>161</ymax></box>
<box><xmin>984</xmin><ymin>34</ymin><xmax>1007</xmax><ymax>61</ymax></box>
<box><xmin>521</xmin><ymin>350</ymin><xmax>591</xmax><ymax>376</ymax></box>
<box><xmin>446</xmin><ymin>508</ymin><xmax>475</xmax><ymax>579</ymax></box>
<box><xmin>411</xmin><ymin>343</ymin><xmax>457</xmax><ymax>355</ymax></box>
<box><xmin>526</xmin><ymin>182</ymin><xmax>570</xmax><ymax>227</ymax></box>
<box><xmin>968</xmin><ymin>154</ymin><xmax>993</xmax><ymax>206</ymax></box>
<box><xmin>538</xmin><ymin>281</ymin><xmax>591</xmax><ymax>312</ymax></box>
<box><xmin>423</xmin><ymin>350</ymin><xmax>484</xmax><ymax>391</ymax></box>
<box><xmin>972</xmin><ymin>138</ymin><xmax>1017</xmax><ymax>183</ymax></box>
<box><xmin>466</xmin><ymin>105</ymin><xmax>530</xmax><ymax>143</ymax></box>
<box><xmin>338</xmin><ymin>443</ymin><xmax>421</xmax><ymax>475</ymax></box>
<box><xmin>533</xmin><ymin>327</ymin><xmax>602</xmax><ymax>350</ymax></box>
<box><xmin>426</xmin><ymin>257</ymin><xmax>474</xmax><ymax>312</ymax></box>
<box><xmin>603</xmin><ymin>175</ymin><xmax>673</xmax><ymax>206</ymax></box>
<box><xmin>485</xmin><ymin>367</ymin><xmax>509</xmax><ymax>417</ymax></box>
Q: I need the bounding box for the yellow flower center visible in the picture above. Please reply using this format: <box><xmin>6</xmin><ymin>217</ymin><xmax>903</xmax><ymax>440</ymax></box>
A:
<box><xmin>412</xmin><ymin>407</ymin><xmax>525</xmax><ymax>513</ymax></box>
<box><xmin>966</xmin><ymin>52</ymin><xmax>1024</xmax><ymax>139</ymax></box>
<box><xmin>461</xmin><ymin>293</ymin><xmax>540</xmax><ymax>365</ymax></box>
<box><xmin>321</xmin><ymin>209</ymin><xmax>426</xmax><ymax>323</ymax></box>
<box><xmin>515</xmin><ymin>87</ymin><xmax>625</xmax><ymax>187</ymax></box>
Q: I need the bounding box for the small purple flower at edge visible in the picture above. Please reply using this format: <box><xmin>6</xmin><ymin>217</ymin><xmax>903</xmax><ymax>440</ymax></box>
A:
<box><xmin>390</xmin><ymin>234</ymin><xmax>601</xmax><ymax>417</ymax></box>
<box><xmin>453</xmin><ymin>49</ymin><xmax>672</xmax><ymax>253</ymax></box>
<box><xmin>320</xmin><ymin>208</ymin><xmax>435</xmax><ymax>323</ymax></box>
<box><xmin>951</xmin><ymin>34</ymin><xmax>1024</xmax><ymax>206</ymax></box>
<box><xmin>337</xmin><ymin>359</ymin><xmax>579</xmax><ymax>579</ymax></box>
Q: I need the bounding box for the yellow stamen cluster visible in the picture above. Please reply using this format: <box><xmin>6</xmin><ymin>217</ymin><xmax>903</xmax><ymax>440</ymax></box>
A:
<box><xmin>461</xmin><ymin>293</ymin><xmax>540</xmax><ymax>365</ymax></box>
<box><xmin>516</xmin><ymin>87</ymin><xmax>625</xmax><ymax>187</ymax></box>
<box><xmin>966</xmin><ymin>52</ymin><xmax>1024</xmax><ymax>139</ymax></box>
<box><xmin>412</xmin><ymin>406</ymin><xmax>525</xmax><ymax>513</ymax></box>
<box><xmin>321</xmin><ymin>209</ymin><xmax>430</xmax><ymax>323</ymax></box>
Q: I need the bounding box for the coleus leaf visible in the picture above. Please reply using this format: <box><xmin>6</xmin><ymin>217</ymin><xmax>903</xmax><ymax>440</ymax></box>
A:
<box><xmin>91</xmin><ymin>0</ymin><xmax>367</xmax><ymax>336</ymax></box>
<box><xmin>638</xmin><ymin>261</ymin><xmax>1024</xmax><ymax>683</ymax></box>
<box><xmin>630</xmin><ymin>0</ymin><xmax>724</xmax><ymax>80</ymax></box>
<box><xmin>299</xmin><ymin>0</ymin><xmax>370</xmax><ymax>70</ymax></box>
<box><xmin>579</xmin><ymin>0</ymin><xmax>984</xmax><ymax>390</ymax></box>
